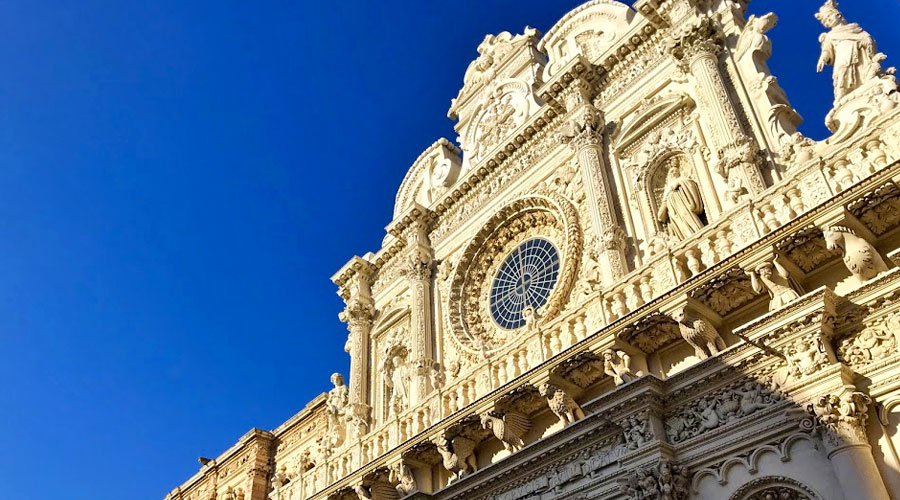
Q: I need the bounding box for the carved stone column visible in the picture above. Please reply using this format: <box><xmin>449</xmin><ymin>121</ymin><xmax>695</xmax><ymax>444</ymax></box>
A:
<box><xmin>669</xmin><ymin>18</ymin><xmax>767</xmax><ymax>198</ymax></box>
<box><xmin>335</xmin><ymin>257</ymin><xmax>376</xmax><ymax>436</ymax></box>
<box><xmin>809</xmin><ymin>371</ymin><xmax>891</xmax><ymax>500</ymax></box>
<box><xmin>562</xmin><ymin>79</ymin><xmax>628</xmax><ymax>286</ymax></box>
<box><xmin>388</xmin><ymin>204</ymin><xmax>437</xmax><ymax>407</ymax></box>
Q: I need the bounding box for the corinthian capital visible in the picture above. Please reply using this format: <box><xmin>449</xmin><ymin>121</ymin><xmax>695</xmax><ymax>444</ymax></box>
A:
<box><xmin>809</xmin><ymin>386</ymin><xmax>872</xmax><ymax>452</ymax></box>
<box><xmin>668</xmin><ymin>17</ymin><xmax>723</xmax><ymax>67</ymax></box>
<box><xmin>340</xmin><ymin>299</ymin><xmax>375</xmax><ymax>331</ymax></box>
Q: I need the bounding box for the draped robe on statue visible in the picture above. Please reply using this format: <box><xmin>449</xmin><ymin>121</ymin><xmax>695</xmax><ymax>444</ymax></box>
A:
<box><xmin>658</xmin><ymin>175</ymin><xmax>704</xmax><ymax>240</ymax></box>
<box><xmin>819</xmin><ymin>23</ymin><xmax>878</xmax><ymax>100</ymax></box>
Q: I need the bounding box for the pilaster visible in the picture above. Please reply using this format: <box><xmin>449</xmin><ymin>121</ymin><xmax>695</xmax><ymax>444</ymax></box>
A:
<box><xmin>561</xmin><ymin>77</ymin><xmax>629</xmax><ymax>286</ymax></box>
<box><xmin>669</xmin><ymin>17</ymin><xmax>767</xmax><ymax>198</ymax></box>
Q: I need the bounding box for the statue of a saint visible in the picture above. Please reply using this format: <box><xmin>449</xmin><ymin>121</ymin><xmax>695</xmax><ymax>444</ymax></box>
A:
<box><xmin>656</xmin><ymin>161</ymin><xmax>705</xmax><ymax>240</ymax></box>
<box><xmin>384</xmin><ymin>355</ymin><xmax>410</xmax><ymax>415</ymax></box>
<box><xmin>325</xmin><ymin>373</ymin><xmax>349</xmax><ymax>446</ymax></box>
<box><xmin>816</xmin><ymin>0</ymin><xmax>887</xmax><ymax>102</ymax></box>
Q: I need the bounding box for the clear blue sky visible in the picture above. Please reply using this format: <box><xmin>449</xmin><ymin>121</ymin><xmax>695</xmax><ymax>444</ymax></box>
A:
<box><xmin>0</xmin><ymin>1</ymin><xmax>896</xmax><ymax>499</ymax></box>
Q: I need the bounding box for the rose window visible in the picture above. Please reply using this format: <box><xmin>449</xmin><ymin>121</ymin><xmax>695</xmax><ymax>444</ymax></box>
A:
<box><xmin>489</xmin><ymin>238</ymin><xmax>560</xmax><ymax>330</ymax></box>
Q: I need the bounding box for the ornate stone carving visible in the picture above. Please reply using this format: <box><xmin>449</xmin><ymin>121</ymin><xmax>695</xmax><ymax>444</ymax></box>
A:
<box><xmin>391</xmin><ymin>463</ymin><xmax>416</xmax><ymax>496</ymax></box>
<box><xmin>816</xmin><ymin>0</ymin><xmax>893</xmax><ymax>103</ymax></box>
<box><xmin>823</xmin><ymin>225</ymin><xmax>889</xmax><ymax>283</ymax></box>
<box><xmin>434</xmin><ymin>436</ymin><xmax>478</xmax><ymax>483</ymax></box>
<box><xmin>480</xmin><ymin>411</ymin><xmax>531</xmax><ymax>452</ymax></box>
<box><xmin>666</xmin><ymin>380</ymin><xmax>782</xmax><ymax>443</ymax></box>
<box><xmin>618</xmin><ymin>461</ymin><xmax>690</xmax><ymax>500</ymax></box>
<box><xmin>749</xmin><ymin>256</ymin><xmax>802</xmax><ymax>312</ymax></box>
<box><xmin>838</xmin><ymin>313</ymin><xmax>900</xmax><ymax>366</ymax></box>
<box><xmin>809</xmin><ymin>388</ymin><xmax>872</xmax><ymax>451</ymax></box>
<box><xmin>730</xmin><ymin>477</ymin><xmax>817</xmax><ymax>500</ymax></box>
<box><xmin>383</xmin><ymin>353</ymin><xmax>411</xmax><ymax>417</ymax></box>
<box><xmin>602</xmin><ymin>349</ymin><xmax>638</xmax><ymax>386</ymax></box>
<box><xmin>538</xmin><ymin>383</ymin><xmax>585</xmax><ymax>427</ymax></box>
<box><xmin>621</xmin><ymin>412</ymin><xmax>654</xmax><ymax>450</ymax></box>
<box><xmin>657</xmin><ymin>157</ymin><xmax>706</xmax><ymax>240</ymax></box>
<box><xmin>673</xmin><ymin>309</ymin><xmax>726</xmax><ymax>359</ymax></box>
<box><xmin>325</xmin><ymin>373</ymin><xmax>349</xmax><ymax>447</ymax></box>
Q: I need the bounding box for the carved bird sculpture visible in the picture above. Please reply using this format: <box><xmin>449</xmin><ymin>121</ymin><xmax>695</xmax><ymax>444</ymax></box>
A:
<box><xmin>673</xmin><ymin>310</ymin><xmax>726</xmax><ymax>359</ymax></box>
<box><xmin>538</xmin><ymin>383</ymin><xmax>585</xmax><ymax>426</ymax></box>
<box><xmin>434</xmin><ymin>436</ymin><xmax>477</xmax><ymax>483</ymax></box>
<box><xmin>198</xmin><ymin>457</ymin><xmax>212</xmax><ymax>466</ymax></box>
<box><xmin>480</xmin><ymin>411</ymin><xmax>531</xmax><ymax>452</ymax></box>
<box><xmin>824</xmin><ymin>226</ymin><xmax>889</xmax><ymax>282</ymax></box>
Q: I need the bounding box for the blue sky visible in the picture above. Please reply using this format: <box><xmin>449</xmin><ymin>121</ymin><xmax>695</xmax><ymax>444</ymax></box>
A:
<box><xmin>0</xmin><ymin>1</ymin><xmax>896</xmax><ymax>499</ymax></box>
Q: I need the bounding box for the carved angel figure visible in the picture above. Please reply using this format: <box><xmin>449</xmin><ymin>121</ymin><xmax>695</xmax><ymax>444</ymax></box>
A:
<box><xmin>657</xmin><ymin>161</ymin><xmax>705</xmax><ymax>240</ymax></box>
<box><xmin>823</xmin><ymin>225</ymin><xmax>889</xmax><ymax>282</ymax></box>
<box><xmin>749</xmin><ymin>257</ymin><xmax>801</xmax><ymax>311</ymax></box>
<box><xmin>480</xmin><ymin>411</ymin><xmax>531</xmax><ymax>452</ymax></box>
<box><xmin>538</xmin><ymin>383</ymin><xmax>585</xmax><ymax>426</ymax></box>
<box><xmin>673</xmin><ymin>310</ymin><xmax>726</xmax><ymax>359</ymax></box>
<box><xmin>816</xmin><ymin>0</ymin><xmax>888</xmax><ymax>102</ymax></box>
<box><xmin>602</xmin><ymin>349</ymin><xmax>638</xmax><ymax>386</ymax></box>
<box><xmin>434</xmin><ymin>436</ymin><xmax>477</xmax><ymax>483</ymax></box>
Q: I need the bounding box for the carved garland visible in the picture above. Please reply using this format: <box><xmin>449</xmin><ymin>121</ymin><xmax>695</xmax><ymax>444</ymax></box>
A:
<box><xmin>448</xmin><ymin>193</ymin><xmax>582</xmax><ymax>356</ymax></box>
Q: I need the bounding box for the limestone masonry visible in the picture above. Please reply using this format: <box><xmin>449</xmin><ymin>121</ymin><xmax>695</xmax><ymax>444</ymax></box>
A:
<box><xmin>164</xmin><ymin>1</ymin><xmax>900</xmax><ymax>499</ymax></box>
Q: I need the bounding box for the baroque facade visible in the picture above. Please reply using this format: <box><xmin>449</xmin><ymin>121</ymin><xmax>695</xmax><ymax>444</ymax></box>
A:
<box><xmin>165</xmin><ymin>1</ymin><xmax>900</xmax><ymax>499</ymax></box>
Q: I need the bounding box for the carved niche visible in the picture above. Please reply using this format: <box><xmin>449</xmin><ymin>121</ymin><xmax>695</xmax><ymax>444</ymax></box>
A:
<box><xmin>448</xmin><ymin>193</ymin><xmax>582</xmax><ymax>357</ymax></box>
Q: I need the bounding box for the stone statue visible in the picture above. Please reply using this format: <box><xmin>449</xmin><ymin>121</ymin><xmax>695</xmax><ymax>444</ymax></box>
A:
<box><xmin>657</xmin><ymin>161</ymin><xmax>705</xmax><ymax>240</ymax></box>
<box><xmin>749</xmin><ymin>257</ymin><xmax>801</xmax><ymax>311</ymax></box>
<box><xmin>325</xmin><ymin>373</ymin><xmax>349</xmax><ymax>446</ymax></box>
<box><xmin>434</xmin><ymin>436</ymin><xmax>477</xmax><ymax>483</ymax></box>
<box><xmin>384</xmin><ymin>355</ymin><xmax>410</xmax><ymax>416</ymax></box>
<box><xmin>824</xmin><ymin>225</ymin><xmax>889</xmax><ymax>283</ymax></box>
<box><xmin>480</xmin><ymin>411</ymin><xmax>531</xmax><ymax>452</ymax></box>
<box><xmin>816</xmin><ymin>0</ymin><xmax>888</xmax><ymax>102</ymax></box>
<box><xmin>392</xmin><ymin>463</ymin><xmax>417</xmax><ymax>496</ymax></box>
<box><xmin>673</xmin><ymin>309</ymin><xmax>726</xmax><ymax>360</ymax></box>
<box><xmin>602</xmin><ymin>349</ymin><xmax>638</xmax><ymax>386</ymax></box>
<box><xmin>538</xmin><ymin>383</ymin><xmax>585</xmax><ymax>426</ymax></box>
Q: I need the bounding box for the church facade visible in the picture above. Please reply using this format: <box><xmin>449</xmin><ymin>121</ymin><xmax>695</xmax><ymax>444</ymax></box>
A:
<box><xmin>164</xmin><ymin>1</ymin><xmax>900</xmax><ymax>499</ymax></box>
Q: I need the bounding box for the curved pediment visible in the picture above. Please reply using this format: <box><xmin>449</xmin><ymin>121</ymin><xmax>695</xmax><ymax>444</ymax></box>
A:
<box><xmin>538</xmin><ymin>0</ymin><xmax>637</xmax><ymax>79</ymax></box>
<box><xmin>393</xmin><ymin>138</ymin><xmax>461</xmax><ymax>219</ymax></box>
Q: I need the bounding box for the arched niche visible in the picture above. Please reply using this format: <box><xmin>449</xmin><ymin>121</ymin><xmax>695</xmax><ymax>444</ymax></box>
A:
<box><xmin>729</xmin><ymin>476</ymin><xmax>821</xmax><ymax>500</ymax></box>
<box><xmin>639</xmin><ymin>152</ymin><xmax>709</xmax><ymax>242</ymax></box>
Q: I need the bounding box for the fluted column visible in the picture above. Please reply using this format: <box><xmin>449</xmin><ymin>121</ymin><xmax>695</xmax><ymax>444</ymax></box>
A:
<box><xmin>389</xmin><ymin>205</ymin><xmax>436</xmax><ymax>406</ymax></box>
<box><xmin>669</xmin><ymin>18</ymin><xmax>767</xmax><ymax>197</ymax></box>
<box><xmin>335</xmin><ymin>258</ymin><xmax>376</xmax><ymax>436</ymax></box>
<box><xmin>810</xmin><ymin>373</ymin><xmax>891</xmax><ymax>500</ymax></box>
<box><xmin>562</xmin><ymin>79</ymin><xmax>628</xmax><ymax>287</ymax></box>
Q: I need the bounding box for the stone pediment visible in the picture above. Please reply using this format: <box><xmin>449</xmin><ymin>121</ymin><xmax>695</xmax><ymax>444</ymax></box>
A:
<box><xmin>538</xmin><ymin>0</ymin><xmax>637</xmax><ymax>80</ymax></box>
<box><xmin>393</xmin><ymin>138</ymin><xmax>461</xmax><ymax>219</ymax></box>
<box><xmin>449</xmin><ymin>27</ymin><xmax>543</xmax><ymax>120</ymax></box>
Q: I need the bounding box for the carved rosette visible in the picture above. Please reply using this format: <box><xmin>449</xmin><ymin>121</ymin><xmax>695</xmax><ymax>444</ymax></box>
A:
<box><xmin>449</xmin><ymin>193</ymin><xmax>582</xmax><ymax>356</ymax></box>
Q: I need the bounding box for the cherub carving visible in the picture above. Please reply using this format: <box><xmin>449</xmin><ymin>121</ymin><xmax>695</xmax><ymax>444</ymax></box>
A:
<box><xmin>480</xmin><ymin>411</ymin><xmax>531</xmax><ymax>452</ymax></box>
<box><xmin>823</xmin><ymin>225</ymin><xmax>888</xmax><ymax>282</ymax></box>
<box><xmin>749</xmin><ymin>256</ymin><xmax>802</xmax><ymax>311</ymax></box>
<box><xmin>602</xmin><ymin>349</ymin><xmax>638</xmax><ymax>386</ymax></box>
<box><xmin>673</xmin><ymin>309</ymin><xmax>726</xmax><ymax>359</ymax></box>
<box><xmin>434</xmin><ymin>436</ymin><xmax>477</xmax><ymax>483</ymax></box>
<box><xmin>538</xmin><ymin>383</ymin><xmax>585</xmax><ymax>426</ymax></box>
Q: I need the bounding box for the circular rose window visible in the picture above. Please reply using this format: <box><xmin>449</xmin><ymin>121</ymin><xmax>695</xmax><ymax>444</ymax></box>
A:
<box><xmin>489</xmin><ymin>238</ymin><xmax>560</xmax><ymax>329</ymax></box>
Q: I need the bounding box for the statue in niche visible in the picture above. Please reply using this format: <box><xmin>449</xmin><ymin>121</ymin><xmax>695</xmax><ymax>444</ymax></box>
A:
<box><xmin>816</xmin><ymin>0</ymin><xmax>889</xmax><ymax>102</ymax></box>
<box><xmin>749</xmin><ymin>257</ymin><xmax>802</xmax><ymax>311</ymax></box>
<box><xmin>383</xmin><ymin>354</ymin><xmax>410</xmax><ymax>416</ymax></box>
<box><xmin>656</xmin><ymin>158</ymin><xmax>706</xmax><ymax>240</ymax></box>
